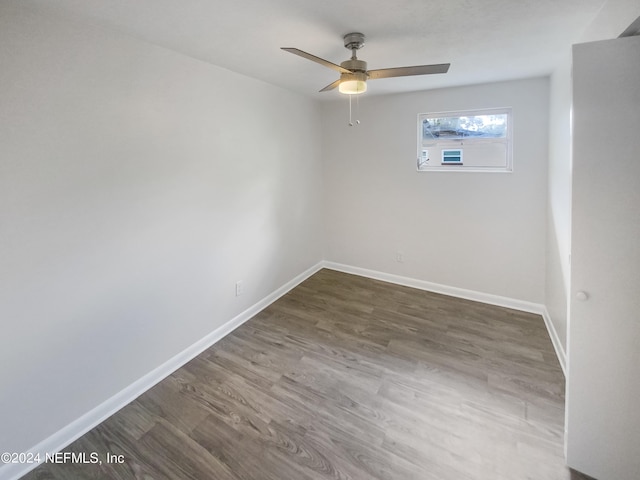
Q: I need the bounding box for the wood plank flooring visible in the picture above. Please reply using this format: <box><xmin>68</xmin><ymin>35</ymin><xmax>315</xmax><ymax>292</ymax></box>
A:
<box><xmin>22</xmin><ymin>269</ymin><xmax>592</xmax><ymax>480</ymax></box>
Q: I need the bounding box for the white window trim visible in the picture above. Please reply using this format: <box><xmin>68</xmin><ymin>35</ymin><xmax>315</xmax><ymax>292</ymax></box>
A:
<box><xmin>417</xmin><ymin>107</ymin><xmax>513</xmax><ymax>173</ymax></box>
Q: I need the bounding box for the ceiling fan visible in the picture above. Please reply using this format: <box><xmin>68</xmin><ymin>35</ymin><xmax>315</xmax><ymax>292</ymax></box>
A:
<box><xmin>282</xmin><ymin>32</ymin><xmax>450</xmax><ymax>95</ymax></box>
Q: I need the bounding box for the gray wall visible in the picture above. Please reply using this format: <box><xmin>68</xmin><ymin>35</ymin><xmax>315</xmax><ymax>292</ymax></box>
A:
<box><xmin>0</xmin><ymin>3</ymin><xmax>324</xmax><ymax>455</ymax></box>
<box><xmin>544</xmin><ymin>0</ymin><xmax>640</xmax><ymax>374</ymax></box>
<box><xmin>322</xmin><ymin>78</ymin><xmax>549</xmax><ymax>304</ymax></box>
<box><xmin>545</xmin><ymin>55</ymin><xmax>572</xmax><ymax>363</ymax></box>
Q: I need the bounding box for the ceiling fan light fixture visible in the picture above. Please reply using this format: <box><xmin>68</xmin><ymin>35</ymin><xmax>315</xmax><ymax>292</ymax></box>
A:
<box><xmin>281</xmin><ymin>32</ymin><xmax>450</xmax><ymax>96</ymax></box>
<box><xmin>338</xmin><ymin>72</ymin><xmax>367</xmax><ymax>95</ymax></box>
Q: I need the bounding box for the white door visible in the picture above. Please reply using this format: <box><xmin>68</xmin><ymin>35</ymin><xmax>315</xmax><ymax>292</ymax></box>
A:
<box><xmin>567</xmin><ymin>35</ymin><xmax>640</xmax><ymax>480</ymax></box>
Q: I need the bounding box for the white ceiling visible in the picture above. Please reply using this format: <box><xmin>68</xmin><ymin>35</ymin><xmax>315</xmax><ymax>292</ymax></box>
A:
<box><xmin>22</xmin><ymin>0</ymin><xmax>605</xmax><ymax>100</ymax></box>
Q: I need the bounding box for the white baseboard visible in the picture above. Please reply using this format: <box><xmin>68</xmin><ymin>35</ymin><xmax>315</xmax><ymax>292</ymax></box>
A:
<box><xmin>1</xmin><ymin>262</ymin><xmax>323</xmax><ymax>480</ymax></box>
<box><xmin>323</xmin><ymin>261</ymin><xmax>545</xmax><ymax>314</ymax></box>
<box><xmin>541</xmin><ymin>307</ymin><xmax>567</xmax><ymax>376</ymax></box>
<box><xmin>323</xmin><ymin>261</ymin><xmax>566</xmax><ymax>374</ymax></box>
<box><xmin>3</xmin><ymin>260</ymin><xmax>567</xmax><ymax>480</ymax></box>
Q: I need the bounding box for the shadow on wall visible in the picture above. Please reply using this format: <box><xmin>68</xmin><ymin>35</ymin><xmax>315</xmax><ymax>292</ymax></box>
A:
<box><xmin>570</xmin><ymin>468</ymin><xmax>596</xmax><ymax>480</ymax></box>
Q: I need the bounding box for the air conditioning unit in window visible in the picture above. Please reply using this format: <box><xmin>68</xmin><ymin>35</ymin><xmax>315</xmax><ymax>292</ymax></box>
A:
<box><xmin>442</xmin><ymin>149</ymin><xmax>463</xmax><ymax>165</ymax></box>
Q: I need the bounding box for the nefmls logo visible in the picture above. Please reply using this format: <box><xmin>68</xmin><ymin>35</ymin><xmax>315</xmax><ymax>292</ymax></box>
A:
<box><xmin>45</xmin><ymin>451</ymin><xmax>100</xmax><ymax>464</ymax></box>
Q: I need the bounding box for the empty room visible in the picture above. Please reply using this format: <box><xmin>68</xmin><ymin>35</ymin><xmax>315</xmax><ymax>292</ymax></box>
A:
<box><xmin>1</xmin><ymin>1</ymin><xmax>639</xmax><ymax>479</ymax></box>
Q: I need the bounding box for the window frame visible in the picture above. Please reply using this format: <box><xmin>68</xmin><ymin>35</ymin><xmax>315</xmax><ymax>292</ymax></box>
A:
<box><xmin>417</xmin><ymin>107</ymin><xmax>513</xmax><ymax>173</ymax></box>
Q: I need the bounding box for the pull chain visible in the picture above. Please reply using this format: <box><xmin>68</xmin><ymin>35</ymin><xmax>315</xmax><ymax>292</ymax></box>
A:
<box><xmin>348</xmin><ymin>95</ymin><xmax>361</xmax><ymax>127</ymax></box>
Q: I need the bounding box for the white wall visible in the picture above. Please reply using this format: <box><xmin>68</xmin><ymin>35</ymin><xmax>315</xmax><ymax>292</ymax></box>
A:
<box><xmin>0</xmin><ymin>3</ymin><xmax>323</xmax><ymax>456</ymax></box>
<box><xmin>322</xmin><ymin>78</ymin><xmax>549</xmax><ymax>304</ymax></box>
<box><xmin>544</xmin><ymin>0</ymin><xmax>640</xmax><ymax>372</ymax></box>
<box><xmin>580</xmin><ymin>0</ymin><xmax>640</xmax><ymax>42</ymax></box>
<box><xmin>545</xmin><ymin>54</ymin><xmax>573</xmax><ymax>358</ymax></box>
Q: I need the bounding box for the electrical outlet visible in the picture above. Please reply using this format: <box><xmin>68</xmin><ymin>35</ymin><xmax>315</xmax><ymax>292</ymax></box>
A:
<box><xmin>235</xmin><ymin>280</ymin><xmax>244</xmax><ymax>296</ymax></box>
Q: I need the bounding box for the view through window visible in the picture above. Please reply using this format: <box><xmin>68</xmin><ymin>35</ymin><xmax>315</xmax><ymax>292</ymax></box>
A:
<box><xmin>417</xmin><ymin>108</ymin><xmax>512</xmax><ymax>172</ymax></box>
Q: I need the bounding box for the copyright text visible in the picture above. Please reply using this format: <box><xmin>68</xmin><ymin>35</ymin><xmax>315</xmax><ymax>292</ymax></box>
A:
<box><xmin>1</xmin><ymin>451</ymin><xmax>125</xmax><ymax>465</ymax></box>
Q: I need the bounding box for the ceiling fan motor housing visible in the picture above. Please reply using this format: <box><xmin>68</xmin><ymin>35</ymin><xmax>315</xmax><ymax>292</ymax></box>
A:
<box><xmin>343</xmin><ymin>32</ymin><xmax>365</xmax><ymax>50</ymax></box>
<box><xmin>340</xmin><ymin>58</ymin><xmax>367</xmax><ymax>73</ymax></box>
<box><xmin>342</xmin><ymin>33</ymin><xmax>367</xmax><ymax>77</ymax></box>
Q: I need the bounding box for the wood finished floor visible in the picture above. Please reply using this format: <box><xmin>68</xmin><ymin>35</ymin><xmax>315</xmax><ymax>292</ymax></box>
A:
<box><xmin>23</xmin><ymin>269</ymin><xmax>592</xmax><ymax>480</ymax></box>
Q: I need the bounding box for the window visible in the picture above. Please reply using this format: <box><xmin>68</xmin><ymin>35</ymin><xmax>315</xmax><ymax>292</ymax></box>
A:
<box><xmin>417</xmin><ymin>108</ymin><xmax>512</xmax><ymax>172</ymax></box>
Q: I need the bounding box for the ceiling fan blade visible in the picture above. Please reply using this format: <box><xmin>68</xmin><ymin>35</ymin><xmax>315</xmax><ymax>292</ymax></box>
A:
<box><xmin>367</xmin><ymin>63</ymin><xmax>450</xmax><ymax>79</ymax></box>
<box><xmin>281</xmin><ymin>47</ymin><xmax>352</xmax><ymax>74</ymax></box>
<box><xmin>319</xmin><ymin>79</ymin><xmax>341</xmax><ymax>92</ymax></box>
